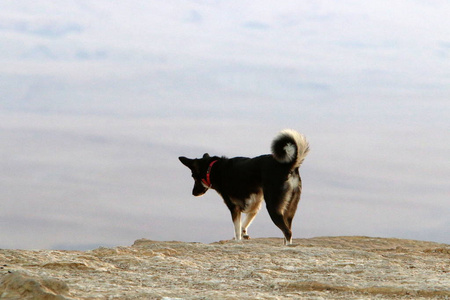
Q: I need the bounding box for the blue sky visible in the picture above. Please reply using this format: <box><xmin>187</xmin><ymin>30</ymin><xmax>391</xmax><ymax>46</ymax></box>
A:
<box><xmin>0</xmin><ymin>1</ymin><xmax>449</xmax><ymax>249</ymax></box>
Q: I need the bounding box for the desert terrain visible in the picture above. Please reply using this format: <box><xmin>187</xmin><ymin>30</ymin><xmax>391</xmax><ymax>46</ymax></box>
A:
<box><xmin>1</xmin><ymin>236</ymin><xmax>449</xmax><ymax>299</ymax></box>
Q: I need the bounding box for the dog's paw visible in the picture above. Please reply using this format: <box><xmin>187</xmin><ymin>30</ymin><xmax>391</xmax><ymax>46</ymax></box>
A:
<box><xmin>243</xmin><ymin>234</ymin><xmax>251</xmax><ymax>240</ymax></box>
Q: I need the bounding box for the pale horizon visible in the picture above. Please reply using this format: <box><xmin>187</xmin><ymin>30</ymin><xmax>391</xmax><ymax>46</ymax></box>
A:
<box><xmin>0</xmin><ymin>1</ymin><xmax>448</xmax><ymax>249</ymax></box>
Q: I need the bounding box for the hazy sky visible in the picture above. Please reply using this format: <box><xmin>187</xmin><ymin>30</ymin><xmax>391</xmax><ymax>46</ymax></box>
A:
<box><xmin>1</xmin><ymin>1</ymin><xmax>449</xmax><ymax>249</ymax></box>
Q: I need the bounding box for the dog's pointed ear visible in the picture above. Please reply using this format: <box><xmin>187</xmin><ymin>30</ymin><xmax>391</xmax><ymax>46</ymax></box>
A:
<box><xmin>203</xmin><ymin>153</ymin><xmax>210</xmax><ymax>159</ymax></box>
<box><xmin>179</xmin><ymin>156</ymin><xmax>193</xmax><ymax>169</ymax></box>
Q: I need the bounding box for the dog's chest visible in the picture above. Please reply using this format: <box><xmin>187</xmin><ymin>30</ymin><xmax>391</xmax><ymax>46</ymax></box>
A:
<box><xmin>231</xmin><ymin>191</ymin><xmax>263</xmax><ymax>213</ymax></box>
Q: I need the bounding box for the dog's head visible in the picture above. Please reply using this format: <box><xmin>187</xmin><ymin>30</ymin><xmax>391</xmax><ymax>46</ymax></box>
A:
<box><xmin>179</xmin><ymin>153</ymin><xmax>216</xmax><ymax>197</ymax></box>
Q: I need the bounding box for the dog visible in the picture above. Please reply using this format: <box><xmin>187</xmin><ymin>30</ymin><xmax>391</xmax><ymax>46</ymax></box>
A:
<box><xmin>179</xmin><ymin>129</ymin><xmax>309</xmax><ymax>245</ymax></box>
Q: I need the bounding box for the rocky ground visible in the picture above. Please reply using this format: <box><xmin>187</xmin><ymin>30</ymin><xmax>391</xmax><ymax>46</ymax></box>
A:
<box><xmin>0</xmin><ymin>236</ymin><xmax>449</xmax><ymax>299</ymax></box>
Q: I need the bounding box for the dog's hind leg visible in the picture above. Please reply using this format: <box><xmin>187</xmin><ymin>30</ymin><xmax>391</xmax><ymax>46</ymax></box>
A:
<box><xmin>264</xmin><ymin>185</ymin><xmax>294</xmax><ymax>245</ymax></box>
<box><xmin>285</xmin><ymin>186</ymin><xmax>301</xmax><ymax>233</ymax></box>
<box><xmin>266</xmin><ymin>205</ymin><xmax>292</xmax><ymax>245</ymax></box>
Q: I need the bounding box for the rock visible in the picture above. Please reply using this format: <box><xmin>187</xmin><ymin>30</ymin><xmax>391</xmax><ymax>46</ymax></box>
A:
<box><xmin>0</xmin><ymin>272</ymin><xmax>70</xmax><ymax>300</ymax></box>
<box><xmin>0</xmin><ymin>236</ymin><xmax>449</xmax><ymax>299</ymax></box>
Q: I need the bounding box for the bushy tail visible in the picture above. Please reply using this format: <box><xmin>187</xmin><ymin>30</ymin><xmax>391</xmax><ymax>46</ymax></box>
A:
<box><xmin>271</xmin><ymin>129</ymin><xmax>310</xmax><ymax>168</ymax></box>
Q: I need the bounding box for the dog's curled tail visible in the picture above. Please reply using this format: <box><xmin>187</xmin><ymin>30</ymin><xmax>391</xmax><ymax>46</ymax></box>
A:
<box><xmin>271</xmin><ymin>129</ymin><xmax>310</xmax><ymax>168</ymax></box>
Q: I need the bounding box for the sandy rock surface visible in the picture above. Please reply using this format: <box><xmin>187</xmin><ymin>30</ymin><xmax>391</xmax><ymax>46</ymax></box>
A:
<box><xmin>1</xmin><ymin>236</ymin><xmax>449</xmax><ymax>299</ymax></box>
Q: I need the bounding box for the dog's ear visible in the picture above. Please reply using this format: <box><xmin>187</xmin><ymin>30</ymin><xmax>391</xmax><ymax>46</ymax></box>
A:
<box><xmin>202</xmin><ymin>153</ymin><xmax>210</xmax><ymax>159</ymax></box>
<box><xmin>179</xmin><ymin>156</ymin><xmax>194</xmax><ymax>169</ymax></box>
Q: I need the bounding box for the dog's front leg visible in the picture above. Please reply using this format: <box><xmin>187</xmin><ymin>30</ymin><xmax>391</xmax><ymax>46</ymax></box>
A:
<box><xmin>231</xmin><ymin>208</ymin><xmax>242</xmax><ymax>241</ymax></box>
<box><xmin>224</xmin><ymin>197</ymin><xmax>243</xmax><ymax>241</ymax></box>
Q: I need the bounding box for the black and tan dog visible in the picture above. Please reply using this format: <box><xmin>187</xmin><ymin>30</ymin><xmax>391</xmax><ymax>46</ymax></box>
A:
<box><xmin>179</xmin><ymin>129</ymin><xmax>309</xmax><ymax>245</ymax></box>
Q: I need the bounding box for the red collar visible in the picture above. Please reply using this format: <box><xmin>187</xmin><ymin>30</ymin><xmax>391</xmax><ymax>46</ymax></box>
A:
<box><xmin>202</xmin><ymin>160</ymin><xmax>218</xmax><ymax>188</ymax></box>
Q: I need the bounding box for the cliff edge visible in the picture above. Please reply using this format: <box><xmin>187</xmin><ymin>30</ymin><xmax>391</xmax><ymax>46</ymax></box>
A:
<box><xmin>1</xmin><ymin>236</ymin><xmax>449</xmax><ymax>299</ymax></box>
